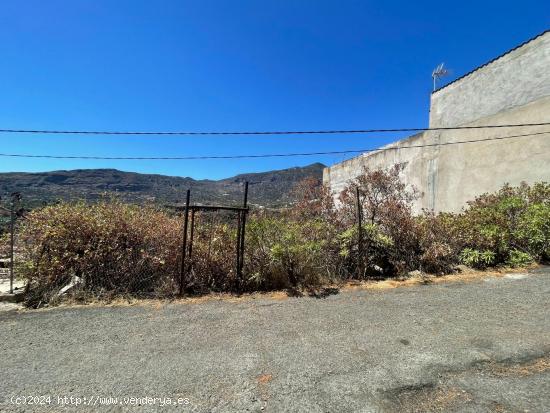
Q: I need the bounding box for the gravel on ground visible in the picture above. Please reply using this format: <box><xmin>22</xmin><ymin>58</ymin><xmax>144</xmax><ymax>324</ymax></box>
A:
<box><xmin>0</xmin><ymin>267</ymin><xmax>549</xmax><ymax>412</ymax></box>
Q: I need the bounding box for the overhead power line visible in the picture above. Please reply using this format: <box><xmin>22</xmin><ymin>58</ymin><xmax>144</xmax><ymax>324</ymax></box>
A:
<box><xmin>0</xmin><ymin>130</ymin><xmax>547</xmax><ymax>160</ymax></box>
<box><xmin>0</xmin><ymin>122</ymin><xmax>549</xmax><ymax>136</ymax></box>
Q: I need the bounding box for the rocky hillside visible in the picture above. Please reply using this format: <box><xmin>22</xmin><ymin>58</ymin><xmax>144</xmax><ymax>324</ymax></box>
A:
<box><xmin>0</xmin><ymin>163</ymin><xmax>326</xmax><ymax>208</ymax></box>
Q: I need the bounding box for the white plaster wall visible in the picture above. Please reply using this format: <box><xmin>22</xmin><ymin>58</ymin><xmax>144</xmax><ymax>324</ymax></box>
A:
<box><xmin>430</xmin><ymin>31</ymin><xmax>550</xmax><ymax>128</ymax></box>
<box><xmin>324</xmin><ymin>96</ymin><xmax>550</xmax><ymax>213</ymax></box>
<box><xmin>324</xmin><ymin>31</ymin><xmax>550</xmax><ymax>213</ymax></box>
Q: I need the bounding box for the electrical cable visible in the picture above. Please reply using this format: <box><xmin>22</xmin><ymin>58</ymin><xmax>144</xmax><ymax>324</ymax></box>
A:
<box><xmin>0</xmin><ymin>130</ymin><xmax>547</xmax><ymax>160</ymax></box>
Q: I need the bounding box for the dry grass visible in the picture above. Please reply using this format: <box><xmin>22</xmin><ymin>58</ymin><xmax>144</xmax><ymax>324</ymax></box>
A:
<box><xmin>487</xmin><ymin>356</ymin><xmax>550</xmax><ymax>378</ymax></box>
<box><xmin>389</xmin><ymin>384</ymin><xmax>472</xmax><ymax>413</ymax></box>
<box><xmin>26</xmin><ymin>290</ymin><xmax>291</xmax><ymax>312</ymax></box>
<box><xmin>23</xmin><ymin>264</ymin><xmax>542</xmax><ymax>312</ymax></box>
<box><xmin>340</xmin><ymin>264</ymin><xmax>539</xmax><ymax>293</ymax></box>
<box><xmin>413</xmin><ymin>386</ymin><xmax>472</xmax><ymax>412</ymax></box>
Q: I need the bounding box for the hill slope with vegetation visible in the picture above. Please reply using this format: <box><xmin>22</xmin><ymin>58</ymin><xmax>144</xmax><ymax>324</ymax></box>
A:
<box><xmin>0</xmin><ymin>163</ymin><xmax>326</xmax><ymax>208</ymax></box>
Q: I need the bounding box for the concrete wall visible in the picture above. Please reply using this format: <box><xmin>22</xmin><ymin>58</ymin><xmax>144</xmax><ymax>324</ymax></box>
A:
<box><xmin>324</xmin><ymin>96</ymin><xmax>550</xmax><ymax>213</ymax></box>
<box><xmin>323</xmin><ymin>31</ymin><xmax>550</xmax><ymax>213</ymax></box>
<box><xmin>430</xmin><ymin>31</ymin><xmax>550</xmax><ymax>128</ymax></box>
<box><xmin>323</xmin><ymin>133</ymin><xmax>430</xmax><ymax>212</ymax></box>
<box><xmin>428</xmin><ymin>96</ymin><xmax>550</xmax><ymax>212</ymax></box>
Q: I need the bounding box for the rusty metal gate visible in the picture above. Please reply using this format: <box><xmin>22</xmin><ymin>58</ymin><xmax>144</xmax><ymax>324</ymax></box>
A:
<box><xmin>176</xmin><ymin>182</ymin><xmax>249</xmax><ymax>295</ymax></box>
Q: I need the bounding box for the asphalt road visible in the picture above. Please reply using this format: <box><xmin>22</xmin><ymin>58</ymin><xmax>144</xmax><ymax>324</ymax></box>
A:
<box><xmin>1</xmin><ymin>267</ymin><xmax>549</xmax><ymax>412</ymax></box>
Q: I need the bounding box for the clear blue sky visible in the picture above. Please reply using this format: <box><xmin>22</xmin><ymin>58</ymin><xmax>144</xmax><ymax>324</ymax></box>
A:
<box><xmin>0</xmin><ymin>1</ymin><xmax>548</xmax><ymax>179</ymax></box>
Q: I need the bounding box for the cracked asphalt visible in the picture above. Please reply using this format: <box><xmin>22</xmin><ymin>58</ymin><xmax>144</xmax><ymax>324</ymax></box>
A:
<box><xmin>0</xmin><ymin>267</ymin><xmax>549</xmax><ymax>412</ymax></box>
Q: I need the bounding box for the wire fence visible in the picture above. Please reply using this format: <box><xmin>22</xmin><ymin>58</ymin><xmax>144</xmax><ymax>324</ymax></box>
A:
<box><xmin>0</xmin><ymin>193</ymin><xmax>23</xmax><ymax>294</ymax></box>
<box><xmin>0</xmin><ymin>218</ymin><xmax>10</xmax><ymax>282</ymax></box>
<box><xmin>0</xmin><ymin>185</ymin><xmax>252</xmax><ymax>300</ymax></box>
<box><xmin>0</xmin><ymin>178</ymin><xmax>392</xmax><ymax>307</ymax></box>
<box><xmin>175</xmin><ymin>183</ymin><xmax>249</xmax><ymax>294</ymax></box>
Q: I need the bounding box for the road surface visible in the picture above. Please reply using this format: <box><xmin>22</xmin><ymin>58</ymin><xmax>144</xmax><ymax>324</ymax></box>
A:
<box><xmin>1</xmin><ymin>267</ymin><xmax>549</xmax><ymax>412</ymax></box>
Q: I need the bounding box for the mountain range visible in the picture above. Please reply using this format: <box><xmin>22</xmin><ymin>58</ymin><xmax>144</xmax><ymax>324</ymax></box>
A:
<box><xmin>0</xmin><ymin>163</ymin><xmax>326</xmax><ymax>208</ymax></box>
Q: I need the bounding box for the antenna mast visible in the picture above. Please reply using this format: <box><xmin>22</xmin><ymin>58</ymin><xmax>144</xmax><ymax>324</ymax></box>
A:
<box><xmin>432</xmin><ymin>63</ymin><xmax>449</xmax><ymax>91</ymax></box>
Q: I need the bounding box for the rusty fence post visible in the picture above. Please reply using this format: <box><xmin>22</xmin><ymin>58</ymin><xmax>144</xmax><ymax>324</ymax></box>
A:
<box><xmin>9</xmin><ymin>197</ymin><xmax>15</xmax><ymax>294</ymax></box>
<box><xmin>179</xmin><ymin>189</ymin><xmax>191</xmax><ymax>296</ymax></box>
<box><xmin>186</xmin><ymin>208</ymin><xmax>196</xmax><ymax>285</ymax></box>
<box><xmin>355</xmin><ymin>186</ymin><xmax>363</xmax><ymax>278</ymax></box>
<box><xmin>238</xmin><ymin>181</ymin><xmax>249</xmax><ymax>280</ymax></box>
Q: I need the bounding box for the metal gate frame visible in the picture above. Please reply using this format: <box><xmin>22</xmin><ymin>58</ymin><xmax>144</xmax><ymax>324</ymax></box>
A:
<box><xmin>176</xmin><ymin>182</ymin><xmax>249</xmax><ymax>295</ymax></box>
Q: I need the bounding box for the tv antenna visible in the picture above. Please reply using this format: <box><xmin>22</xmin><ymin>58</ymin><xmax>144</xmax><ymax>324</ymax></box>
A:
<box><xmin>432</xmin><ymin>63</ymin><xmax>449</xmax><ymax>91</ymax></box>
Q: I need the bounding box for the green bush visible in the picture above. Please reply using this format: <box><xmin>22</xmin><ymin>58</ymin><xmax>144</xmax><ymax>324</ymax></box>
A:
<box><xmin>459</xmin><ymin>248</ymin><xmax>496</xmax><ymax>269</ymax></box>
<box><xmin>245</xmin><ymin>216</ymin><xmax>341</xmax><ymax>289</ymax></box>
<box><xmin>514</xmin><ymin>203</ymin><xmax>550</xmax><ymax>261</ymax></box>
<box><xmin>505</xmin><ymin>249</ymin><xmax>533</xmax><ymax>268</ymax></box>
<box><xmin>338</xmin><ymin>223</ymin><xmax>393</xmax><ymax>277</ymax></box>
<box><xmin>454</xmin><ymin>182</ymin><xmax>550</xmax><ymax>267</ymax></box>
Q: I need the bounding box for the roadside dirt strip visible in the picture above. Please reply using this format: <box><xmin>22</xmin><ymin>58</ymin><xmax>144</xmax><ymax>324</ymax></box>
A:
<box><xmin>1</xmin><ymin>267</ymin><xmax>549</xmax><ymax>412</ymax></box>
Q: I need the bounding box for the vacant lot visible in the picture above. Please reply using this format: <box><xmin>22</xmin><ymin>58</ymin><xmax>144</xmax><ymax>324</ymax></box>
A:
<box><xmin>1</xmin><ymin>267</ymin><xmax>549</xmax><ymax>412</ymax></box>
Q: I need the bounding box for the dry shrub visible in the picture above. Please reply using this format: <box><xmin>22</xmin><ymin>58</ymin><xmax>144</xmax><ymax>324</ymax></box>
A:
<box><xmin>290</xmin><ymin>176</ymin><xmax>338</xmax><ymax>222</ymax></box>
<box><xmin>0</xmin><ymin>232</ymin><xmax>9</xmax><ymax>259</ymax></box>
<box><xmin>183</xmin><ymin>211</ymin><xmax>240</xmax><ymax>293</ymax></box>
<box><xmin>0</xmin><ymin>214</ymin><xmax>11</xmax><ymax>257</ymax></box>
<box><xmin>20</xmin><ymin>201</ymin><xmax>181</xmax><ymax>307</ymax></box>
<box><xmin>338</xmin><ymin>164</ymin><xmax>422</xmax><ymax>277</ymax></box>
<box><xmin>338</xmin><ymin>163</ymin><xmax>419</xmax><ymax>226</ymax></box>
<box><xmin>14</xmin><ymin>172</ymin><xmax>549</xmax><ymax>307</ymax></box>
<box><xmin>336</xmin><ymin>170</ymin><xmax>549</xmax><ymax>276</ymax></box>
<box><xmin>417</xmin><ymin>212</ymin><xmax>461</xmax><ymax>274</ymax></box>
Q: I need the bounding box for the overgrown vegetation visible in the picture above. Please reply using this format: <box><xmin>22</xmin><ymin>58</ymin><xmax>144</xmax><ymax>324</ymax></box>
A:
<box><xmin>18</xmin><ymin>202</ymin><xmax>181</xmax><ymax>306</ymax></box>
<box><xmin>450</xmin><ymin>182</ymin><xmax>550</xmax><ymax>268</ymax></box>
<box><xmin>5</xmin><ymin>166</ymin><xmax>548</xmax><ymax>307</ymax></box>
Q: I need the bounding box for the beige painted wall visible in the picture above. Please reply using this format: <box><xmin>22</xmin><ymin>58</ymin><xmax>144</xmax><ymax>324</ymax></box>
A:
<box><xmin>323</xmin><ymin>31</ymin><xmax>550</xmax><ymax>213</ymax></box>
<box><xmin>430</xmin><ymin>31</ymin><xmax>550</xmax><ymax>128</ymax></box>
<box><xmin>428</xmin><ymin>96</ymin><xmax>550</xmax><ymax>212</ymax></box>
<box><xmin>323</xmin><ymin>96</ymin><xmax>550</xmax><ymax>213</ymax></box>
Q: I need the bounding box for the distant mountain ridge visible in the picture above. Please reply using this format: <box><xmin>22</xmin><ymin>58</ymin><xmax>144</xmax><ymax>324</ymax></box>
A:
<box><xmin>0</xmin><ymin>163</ymin><xmax>326</xmax><ymax>208</ymax></box>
